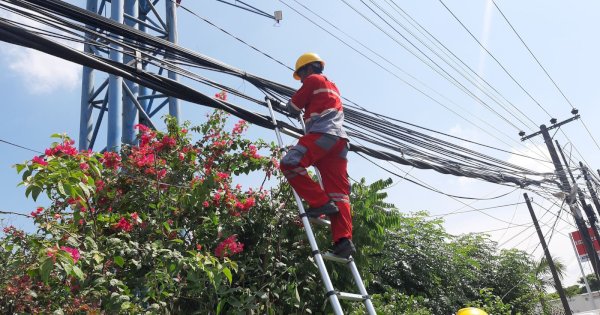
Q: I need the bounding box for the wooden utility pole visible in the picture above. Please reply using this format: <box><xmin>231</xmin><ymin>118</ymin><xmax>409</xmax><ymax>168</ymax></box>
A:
<box><xmin>524</xmin><ymin>193</ymin><xmax>572</xmax><ymax>315</ymax></box>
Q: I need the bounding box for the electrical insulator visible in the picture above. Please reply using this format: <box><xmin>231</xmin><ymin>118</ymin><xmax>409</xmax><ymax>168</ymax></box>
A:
<box><xmin>550</xmin><ymin>118</ymin><xmax>557</xmax><ymax>124</ymax></box>
<box><xmin>518</xmin><ymin>131</ymin><xmax>526</xmax><ymax>137</ymax></box>
<box><xmin>571</xmin><ymin>108</ymin><xmax>579</xmax><ymax>115</ymax></box>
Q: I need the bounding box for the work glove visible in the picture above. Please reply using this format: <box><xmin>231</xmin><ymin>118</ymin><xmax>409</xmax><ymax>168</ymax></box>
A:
<box><xmin>285</xmin><ymin>100</ymin><xmax>302</xmax><ymax>116</ymax></box>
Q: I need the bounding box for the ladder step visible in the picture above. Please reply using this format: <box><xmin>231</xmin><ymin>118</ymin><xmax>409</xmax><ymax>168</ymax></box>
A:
<box><xmin>337</xmin><ymin>292</ymin><xmax>368</xmax><ymax>302</ymax></box>
<box><xmin>322</xmin><ymin>252</ymin><xmax>352</xmax><ymax>264</ymax></box>
<box><xmin>309</xmin><ymin>217</ymin><xmax>330</xmax><ymax>226</ymax></box>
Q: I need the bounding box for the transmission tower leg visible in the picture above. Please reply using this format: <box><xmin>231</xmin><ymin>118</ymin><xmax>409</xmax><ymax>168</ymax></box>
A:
<box><xmin>137</xmin><ymin>5</ymin><xmax>150</xmax><ymax>125</ymax></box>
<box><xmin>123</xmin><ymin>0</ymin><xmax>138</xmax><ymax>144</ymax></box>
<box><xmin>108</xmin><ymin>0</ymin><xmax>124</xmax><ymax>151</ymax></box>
<box><xmin>166</xmin><ymin>0</ymin><xmax>180</xmax><ymax>121</ymax></box>
<box><xmin>79</xmin><ymin>0</ymin><xmax>98</xmax><ymax>151</ymax></box>
<box><xmin>266</xmin><ymin>100</ymin><xmax>343</xmax><ymax>315</ymax></box>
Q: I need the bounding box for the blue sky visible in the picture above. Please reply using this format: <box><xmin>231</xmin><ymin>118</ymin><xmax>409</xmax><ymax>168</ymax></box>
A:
<box><xmin>1</xmin><ymin>0</ymin><xmax>600</xmax><ymax>288</ymax></box>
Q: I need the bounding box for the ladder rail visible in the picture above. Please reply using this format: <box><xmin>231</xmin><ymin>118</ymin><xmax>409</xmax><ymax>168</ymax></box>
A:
<box><xmin>299</xmin><ymin>106</ymin><xmax>376</xmax><ymax>315</ymax></box>
<box><xmin>266</xmin><ymin>99</ymin><xmax>344</xmax><ymax>315</ymax></box>
<box><xmin>348</xmin><ymin>260</ymin><xmax>376</xmax><ymax>313</ymax></box>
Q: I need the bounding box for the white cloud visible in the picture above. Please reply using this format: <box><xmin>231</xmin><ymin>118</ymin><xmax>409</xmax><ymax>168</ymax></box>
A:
<box><xmin>507</xmin><ymin>142</ymin><xmax>554</xmax><ymax>174</ymax></box>
<box><xmin>0</xmin><ymin>8</ymin><xmax>82</xmax><ymax>94</ymax></box>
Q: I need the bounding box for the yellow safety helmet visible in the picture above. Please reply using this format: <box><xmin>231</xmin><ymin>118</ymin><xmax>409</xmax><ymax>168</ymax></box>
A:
<box><xmin>457</xmin><ymin>307</ymin><xmax>488</xmax><ymax>315</ymax></box>
<box><xmin>293</xmin><ymin>52</ymin><xmax>325</xmax><ymax>80</ymax></box>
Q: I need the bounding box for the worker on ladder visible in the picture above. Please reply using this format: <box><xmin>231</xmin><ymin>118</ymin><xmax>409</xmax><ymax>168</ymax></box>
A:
<box><xmin>280</xmin><ymin>53</ymin><xmax>355</xmax><ymax>258</ymax></box>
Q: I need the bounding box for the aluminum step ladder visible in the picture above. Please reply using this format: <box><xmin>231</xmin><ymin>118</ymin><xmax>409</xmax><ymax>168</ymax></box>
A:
<box><xmin>266</xmin><ymin>99</ymin><xmax>376</xmax><ymax>315</ymax></box>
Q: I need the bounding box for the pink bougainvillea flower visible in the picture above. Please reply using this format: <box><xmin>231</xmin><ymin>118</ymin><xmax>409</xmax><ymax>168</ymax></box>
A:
<box><xmin>95</xmin><ymin>179</ymin><xmax>105</xmax><ymax>192</ymax></box>
<box><xmin>160</xmin><ymin>135</ymin><xmax>176</xmax><ymax>149</ymax></box>
<box><xmin>134</xmin><ymin>123</ymin><xmax>150</xmax><ymax>133</ymax></box>
<box><xmin>114</xmin><ymin>217</ymin><xmax>133</xmax><ymax>232</ymax></box>
<box><xmin>214</xmin><ymin>235</ymin><xmax>244</xmax><ymax>258</ymax></box>
<box><xmin>101</xmin><ymin>151</ymin><xmax>121</xmax><ymax>170</ymax></box>
<box><xmin>30</xmin><ymin>207</ymin><xmax>44</xmax><ymax>218</ymax></box>
<box><xmin>79</xmin><ymin>162</ymin><xmax>89</xmax><ymax>171</ymax></box>
<box><xmin>216</xmin><ymin>172</ymin><xmax>229</xmax><ymax>180</ymax></box>
<box><xmin>32</xmin><ymin>156</ymin><xmax>48</xmax><ymax>166</ymax></box>
<box><xmin>243</xmin><ymin>197</ymin><xmax>256</xmax><ymax>210</ymax></box>
<box><xmin>232</xmin><ymin>120</ymin><xmax>247</xmax><ymax>134</ymax></box>
<box><xmin>60</xmin><ymin>246</ymin><xmax>80</xmax><ymax>263</ymax></box>
<box><xmin>202</xmin><ymin>201</ymin><xmax>210</xmax><ymax>207</ymax></box>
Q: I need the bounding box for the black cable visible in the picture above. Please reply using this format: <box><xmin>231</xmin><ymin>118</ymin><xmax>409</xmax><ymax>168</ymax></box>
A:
<box><xmin>357</xmin><ymin>151</ymin><xmax>520</xmax><ymax>200</ymax></box>
<box><xmin>214</xmin><ymin>0</ymin><xmax>274</xmax><ymax>19</ymax></box>
<box><xmin>0</xmin><ymin>139</ymin><xmax>42</xmax><ymax>154</ymax></box>
<box><xmin>362</xmin><ymin>0</ymin><xmax>536</xmax><ymax>132</ymax></box>
<box><xmin>175</xmin><ymin>1</ymin><xmax>292</xmax><ymax>71</ymax></box>
<box><xmin>0</xmin><ymin>0</ymin><xmax>554</xmax><ymax>189</ymax></box>
<box><xmin>436</xmin><ymin>0</ymin><xmax>553</xmax><ymax>118</ymax></box>
<box><xmin>381</xmin><ymin>0</ymin><xmax>539</xmax><ymax>130</ymax></box>
<box><xmin>281</xmin><ymin>0</ymin><xmax>537</xmax><ymax>154</ymax></box>
<box><xmin>429</xmin><ymin>201</ymin><xmax>525</xmax><ymax>218</ymax></box>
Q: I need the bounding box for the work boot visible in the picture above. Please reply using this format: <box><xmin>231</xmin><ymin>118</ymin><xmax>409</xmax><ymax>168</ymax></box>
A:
<box><xmin>306</xmin><ymin>201</ymin><xmax>339</xmax><ymax>218</ymax></box>
<box><xmin>332</xmin><ymin>238</ymin><xmax>356</xmax><ymax>259</ymax></box>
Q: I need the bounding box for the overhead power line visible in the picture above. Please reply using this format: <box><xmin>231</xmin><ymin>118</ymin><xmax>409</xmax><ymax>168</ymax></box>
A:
<box><xmin>436</xmin><ymin>0</ymin><xmax>553</xmax><ymax>118</ymax></box>
<box><xmin>0</xmin><ymin>0</ymin><xmax>557</xmax><ymax>191</ymax></box>
<box><xmin>214</xmin><ymin>0</ymin><xmax>275</xmax><ymax>20</ymax></box>
<box><xmin>283</xmin><ymin>0</ymin><xmax>551</xmax><ymax>163</ymax></box>
<box><xmin>489</xmin><ymin>0</ymin><xmax>600</xmax><ymax>157</ymax></box>
<box><xmin>0</xmin><ymin>138</ymin><xmax>42</xmax><ymax>154</ymax></box>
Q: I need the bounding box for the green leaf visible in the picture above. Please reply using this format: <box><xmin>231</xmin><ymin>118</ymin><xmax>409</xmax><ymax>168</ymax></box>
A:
<box><xmin>40</xmin><ymin>257</ymin><xmax>54</xmax><ymax>283</ymax></box>
<box><xmin>57</xmin><ymin>181</ymin><xmax>66</xmax><ymax>196</ymax></box>
<box><xmin>121</xmin><ymin>302</ymin><xmax>132</xmax><ymax>310</ymax></box>
<box><xmin>60</xmin><ymin>262</ymin><xmax>72</xmax><ymax>275</ymax></box>
<box><xmin>21</xmin><ymin>169</ymin><xmax>32</xmax><ymax>181</ymax></box>
<box><xmin>93</xmin><ymin>253</ymin><xmax>103</xmax><ymax>264</ymax></box>
<box><xmin>163</xmin><ymin>222</ymin><xmax>172</xmax><ymax>232</ymax></box>
<box><xmin>223</xmin><ymin>267</ymin><xmax>232</xmax><ymax>284</ymax></box>
<box><xmin>15</xmin><ymin>163</ymin><xmax>25</xmax><ymax>174</ymax></box>
<box><xmin>216</xmin><ymin>300</ymin><xmax>224</xmax><ymax>315</ymax></box>
<box><xmin>31</xmin><ymin>186</ymin><xmax>42</xmax><ymax>201</ymax></box>
<box><xmin>72</xmin><ymin>266</ymin><xmax>85</xmax><ymax>280</ymax></box>
<box><xmin>114</xmin><ymin>256</ymin><xmax>125</xmax><ymax>268</ymax></box>
<box><xmin>78</xmin><ymin>182</ymin><xmax>90</xmax><ymax>197</ymax></box>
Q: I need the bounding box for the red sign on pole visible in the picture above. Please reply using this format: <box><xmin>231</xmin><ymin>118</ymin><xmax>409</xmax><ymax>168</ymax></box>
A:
<box><xmin>570</xmin><ymin>228</ymin><xmax>600</xmax><ymax>261</ymax></box>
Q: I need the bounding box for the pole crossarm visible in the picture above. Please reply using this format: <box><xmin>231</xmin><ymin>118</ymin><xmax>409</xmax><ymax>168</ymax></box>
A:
<box><xmin>521</xmin><ymin>115</ymin><xmax>580</xmax><ymax>141</ymax></box>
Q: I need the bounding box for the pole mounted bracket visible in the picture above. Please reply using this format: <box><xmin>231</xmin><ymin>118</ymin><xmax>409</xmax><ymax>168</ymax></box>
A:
<box><xmin>135</xmin><ymin>50</ymin><xmax>142</xmax><ymax>72</ymax></box>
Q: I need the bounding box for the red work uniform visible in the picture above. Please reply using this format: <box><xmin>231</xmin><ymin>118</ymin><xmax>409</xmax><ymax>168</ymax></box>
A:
<box><xmin>280</xmin><ymin>74</ymin><xmax>352</xmax><ymax>243</ymax></box>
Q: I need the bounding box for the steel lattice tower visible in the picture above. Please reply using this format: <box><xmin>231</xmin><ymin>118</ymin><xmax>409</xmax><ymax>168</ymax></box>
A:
<box><xmin>79</xmin><ymin>0</ymin><xmax>180</xmax><ymax>152</ymax></box>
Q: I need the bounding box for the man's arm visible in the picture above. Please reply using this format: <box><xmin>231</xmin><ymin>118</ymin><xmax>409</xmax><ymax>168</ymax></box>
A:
<box><xmin>287</xmin><ymin>75</ymin><xmax>319</xmax><ymax>115</ymax></box>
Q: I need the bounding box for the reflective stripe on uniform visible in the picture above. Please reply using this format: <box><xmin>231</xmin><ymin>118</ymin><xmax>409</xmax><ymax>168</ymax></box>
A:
<box><xmin>313</xmin><ymin>88</ymin><xmax>341</xmax><ymax>99</ymax></box>
<box><xmin>282</xmin><ymin>167</ymin><xmax>308</xmax><ymax>180</ymax></box>
<box><xmin>328</xmin><ymin>193</ymin><xmax>350</xmax><ymax>203</ymax></box>
<box><xmin>309</xmin><ymin>108</ymin><xmax>338</xmax><ymax>118</ymax></box>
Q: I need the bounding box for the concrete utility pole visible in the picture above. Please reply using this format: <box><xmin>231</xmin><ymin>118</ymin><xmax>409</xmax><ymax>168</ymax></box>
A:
<box><xmin>582</xmin><ymin>162</ymin><xmax>600</xmax><ymax>218</ymax></box>
<box><xmin>524</xmin><ymin>193</ymin><xmax>572</xmax><ymax>315</ymax></box>
<box><xmin>555</xmin><ymin>140</ymin><xmax>600</xmax><ymax>274</ymax></box>
<box><xmin>521</xmin><ymin>117</ymin><xmax>600</xmax><ymax>279</ymax></box>
<box><xmin>540</xmin><ymin>125</ymin><xmax>600</xmax><ymax>278</ymax></box>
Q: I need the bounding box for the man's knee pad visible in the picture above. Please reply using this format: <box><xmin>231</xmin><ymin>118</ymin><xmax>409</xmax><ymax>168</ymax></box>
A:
<box><xmin>281</xmin><ymin>145</ymin><xmax>307</xmax><ymax>167</ymax></box>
